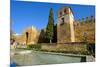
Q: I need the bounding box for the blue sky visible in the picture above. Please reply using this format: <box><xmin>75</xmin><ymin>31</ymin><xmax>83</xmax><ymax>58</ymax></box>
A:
<box><xmin>11</xmin><ymin>0</ymin><xmax>95</xmax><ymax>34</ymax></box>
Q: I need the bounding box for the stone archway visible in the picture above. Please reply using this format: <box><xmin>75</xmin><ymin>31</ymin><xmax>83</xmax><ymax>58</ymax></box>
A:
<box><xmin>26</xmin><ymin>32</ymin><xmax>29</xmax><ymax>45</ymax></box>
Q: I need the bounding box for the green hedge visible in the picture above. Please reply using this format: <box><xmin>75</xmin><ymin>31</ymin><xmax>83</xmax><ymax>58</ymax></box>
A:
<box><xmin>27</xmin><ymin>44</ymin><xmax>41</xmax><ymax>50</ymax></box>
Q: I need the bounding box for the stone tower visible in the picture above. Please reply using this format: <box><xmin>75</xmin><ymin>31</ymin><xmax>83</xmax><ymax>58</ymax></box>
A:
<box><xmin>57</xmin><ymin>7</ymin><xmax>75</xmax><ymax>43</ymax></box>
<box><xmin>24</xmin><ymin>26</ymin><xmax>39</xmax><ymax>45</ymax></box>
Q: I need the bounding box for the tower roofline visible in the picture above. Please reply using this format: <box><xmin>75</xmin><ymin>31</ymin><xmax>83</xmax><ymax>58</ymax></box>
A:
<box><xmin>57</xmin><ymin>6</ymin><xmax>74</xmax><ymax>17</ymax></box>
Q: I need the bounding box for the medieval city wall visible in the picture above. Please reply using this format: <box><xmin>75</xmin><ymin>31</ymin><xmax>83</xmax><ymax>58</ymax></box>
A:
<box><xmin>10</xmin><ymin>7</ymin><xmax>95</xmax><ymax>45</ymax></box>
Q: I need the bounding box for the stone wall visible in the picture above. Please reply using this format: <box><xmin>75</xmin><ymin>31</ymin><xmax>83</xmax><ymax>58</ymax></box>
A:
<box><xmin>74</xmin><ymin>22</ymin><xmax>95</xmax><ymax>43</ymax></box>
<box><xmin>12</xmin><ymin>26</ymin><xmax>40</xmax><ymax>45</ymax></box>
<box><xmin>41</xmin><ymin>42</ymin><xmax>88</xmax><ymax>55</ymax></box>
<box><xmin>57</xmin><ymin>23</ymin><xmax>71</xmax><ymax>43</ymax></box>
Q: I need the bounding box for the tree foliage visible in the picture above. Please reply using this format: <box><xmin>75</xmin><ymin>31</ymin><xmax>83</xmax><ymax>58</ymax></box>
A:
<box><xmin>45</xmin><ymin>8</ymin><xmax>54</xmax><ymax>43</ymax></box>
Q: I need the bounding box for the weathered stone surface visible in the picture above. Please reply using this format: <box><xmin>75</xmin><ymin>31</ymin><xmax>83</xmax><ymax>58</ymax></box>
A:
<box><xmin>57</xmin><ymin>7</ymin><xmax>75</xmax><ymax>43</ymax></box>
<box><xmin>74</xmin><ymin>22</ymin><xmax>95</xmax><ymax>43</ymax></box>
<box><xmin>12</xmin><ymin>26</ymin><xmax>40</xmax><ymax>45</ymax></box>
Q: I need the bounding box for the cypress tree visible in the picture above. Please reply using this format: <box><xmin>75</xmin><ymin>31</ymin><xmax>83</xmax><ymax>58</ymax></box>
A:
<box><xmin>46</xmin><ymin>8</ymin><xmax>54</xmax><ymax>43</ymax></box>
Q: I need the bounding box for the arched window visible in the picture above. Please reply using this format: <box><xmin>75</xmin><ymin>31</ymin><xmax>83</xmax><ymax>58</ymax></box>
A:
<box><xmin>64</xmin><ymin>8</ymin><xmax>69</xmax><ymax>14</ymax></box>
<box><xmin>60</xmin><ymin>17</ymin><xmax>64</xmax><ymax>25</ymax></box>
<box><xmin>26</xmin><ymin>32</ymin><xmax>29</xmax><ymax>39</ymax></box>
<box><xmin>26</xmin><ymin>32</ymin><xmax>29</xmax><ymax>44</ymax></box>
<box><xmin>64</xmin><ymin>9</ymin><xmax>66</xmax><ymax>14</ymax></box>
